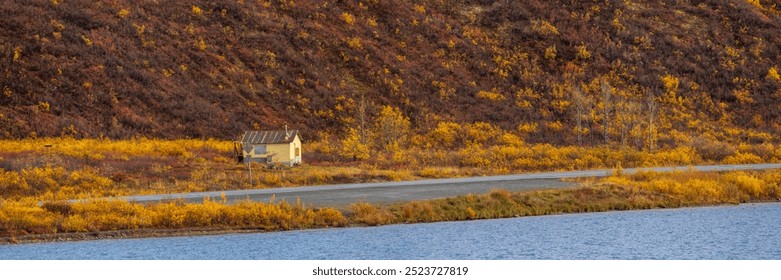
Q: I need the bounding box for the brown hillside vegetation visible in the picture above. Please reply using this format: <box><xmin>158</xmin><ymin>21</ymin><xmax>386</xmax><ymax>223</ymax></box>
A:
<box><xmin>1</xmin><ymin>0</ymin><xmax>780</xmax><ymax>146</ymax></box>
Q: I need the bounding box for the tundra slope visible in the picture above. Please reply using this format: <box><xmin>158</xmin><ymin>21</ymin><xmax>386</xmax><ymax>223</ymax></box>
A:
<box><xmin>1</xmin><ymin>0</ymin><xmax>780</xmax><ymax>148</ymax></box>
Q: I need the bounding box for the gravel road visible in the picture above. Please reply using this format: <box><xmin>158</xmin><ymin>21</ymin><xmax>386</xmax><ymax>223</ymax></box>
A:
<box><xmin>113</xmin><ymin>163</ymin><xmax>781</xmax><ymax>208</ymax></box>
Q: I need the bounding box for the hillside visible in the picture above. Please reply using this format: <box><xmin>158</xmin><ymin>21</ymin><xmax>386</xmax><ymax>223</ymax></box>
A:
<box><xmin>2</xmin><ymin>0</ymin><xmax>780</xmax><ymax>148</ymax></box>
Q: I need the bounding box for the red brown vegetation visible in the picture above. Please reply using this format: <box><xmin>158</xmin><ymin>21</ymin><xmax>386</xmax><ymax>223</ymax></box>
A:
<box><xmin>0</xmin><ymin>0</ymin><xmax>779</xmax><ymax>148</ymax></box>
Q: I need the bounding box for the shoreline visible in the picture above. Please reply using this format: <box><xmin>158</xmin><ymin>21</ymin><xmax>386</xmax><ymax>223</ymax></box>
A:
<box><xmin>2</xmin><ymin>200</ymin><xmax>775</xmax><ymax>245</ymax></box>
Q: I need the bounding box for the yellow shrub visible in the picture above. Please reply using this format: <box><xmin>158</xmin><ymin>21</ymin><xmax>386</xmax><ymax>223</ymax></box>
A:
<box><xmin>733</xmin><ymin>89</ymin><xmax>754</xmax><ymax>104</ymax></box>
<box><xmin>0</xmin><ymin>209</ymin><xmax>8</xmax><ymax>226</ymax></box>
<box><xmin>531</xmin><ymin>19</ymin><xmax>559</xmax><ymax>36</ymax></box>
<box><xmin>397</xmin><ymin>201</ymin><xmax>437</xmax><ymax>222</ymax></box>
<box><xmin>13</xmin><ymin>47</ymin><xmax>22</xmax><ymax>62</ymax></box>
<box><xmin>71</xmin><ymin>200</ymin><xmax>150</xmax><ymax>230</ymax></box>
<box><xmin>476</xmin><ymin>90</ymin><xmax>505</xmax><ymax>101</ymax></box>
<box><xmin>642</xmin><ymin>178</ymin><xmax>684</xmax><ymax>195</ymax></box>
<box><xmin>340</xmin><ymin>12</ymin><xmax>355</xmax><ymax>25</ymax></box>
<box><xmin>149</xmin><ymin>202</ymin><xmax>186</xmax><ymax>228</ymax></box>
<box><xmin>649</xmin><ymin>147</ymin><xmax>698</xmax><ymax>165</ymax></box>
<box><xmin>377</xmin><ymin>169</ymin><xmax>414</xmax><ymax>181</ymax></box>
<box><xmin>724</xmin><ymin>172</ymin><xmax>764</xmax><ymax>198</ymax></box>
<box><xmin>683</xmin><ymin>179</ymin><xmax>723</xmax><ymax>203</ymax></box>
<box><xmin>575</xmin><ymin>44</ymin><xmax>591</xmax><ymax>60</ymax></box>
<box><xmin>217</xmin><ymin>202</ymin><xmax>254</xmax><ymax>226</ymax></box>
<box><xmin>303</xmin><ymin>169</ymin><xmax>331</xmax><ymax>185</ymax></box>
<box><xmin>259</xmin><ymin>172</ymin><xmax>283</xmax><ymax>186</ymax></box>
<box><xmin>573</xmin><ymin>154</ymin><xmax>604</xmax><ymax>170</ymax></box>
<box><xmin>118</xmin><ymin>8</ymin><xmax>130</xmax><ymax>19</ymax></box>
<box><xmin>0</xmin><ymin>201</ymin><xmax>58</xmax><ymax>234</ymax></box>
<box><xmin>499</xmin><ymin>133</ymin><xmax>524</xmax><ymax>147</ymax></box>
<box><xmin>723</xmin><ymin>152</ymin><xmax>763</xmax><ymax>164</ymax></box>
<box><xmin>414</xmin><ymin>4</ymin><xmax>426</xmax><ymax>14</ymax></box>
<box><xmin>465</xmin><ymin>207</ymin><xmax>476</xmax><ymax>219</ymax></box>
<box><xmin>774</xmin><ymin>146</ymin><xmax>781</xmax><ymax>161</ymax></box>
<box><xmin>81</xmin><ymin>35</ymin><xmax>93</xmax><ymax>46</ymax></box>
<box><xmin>314</xmin><ymin>208</ymin><xmax>347</xmax><ymax>227</ymax></box>
<box><xmin>346</xmin><ymin>37</ymin><xmax>362</xmax><ymax>49</ymax></box>
<box><xmin>350</xmin><ymin>202</ymin><xmax>395</xmax><ymax>226</ymax></box>
<box><xmin>418</xmin><ymin>167</ymin><xmax>458</xmax><ymax>178</ymax></box>
<box><xmin>517</xmin><ymin>122</ymin><xmax>538</xmax><ymax>134</ymax></box>
<box><xmin>463</xmin><ymin>122</ymin><xmax>501</xmax><ymax>145</ymax></box>
<box><xmin>510</xmin><ymin>157</ymin><xmax>537</xmax><ymax>170</ymax></box>
<box><xmin>0</xmin><ymin>195</ymin><xmax>353</xmax><ymax>236</ymax></box>
<box><xmin>544</xmin><ymin>45</ymin><xmax>557</xmax><ymax>60</ymax></box>
<box><xmin>181</xmin><ymin>202</ymin><xmax>222</xmax><ymax>227</ymax></box>
<box><xmin>458</xmin><ymin>144</ymin><xmax>491</xmax><ymax>167</ymax></box>
<box><xmin>0</xmin><ymin>170</ymin><xmax>28</xmax><ymax>195</ymax></box>
<box><xmin>747</xmin><ymin>0</ymin><xmax>763</xmax><ymax>9</ymax></box>
<box><xmin>21</xmin><ymin>166</ymin><xmax>67</xmax><ymax>193</ymax></box>
<box><xmin>66</xmin><ymin>168</ymin><xmax>112</xmax><ymax>192</ymax></box>
<box><xmin>428</xmin><ymin>122</ymin><xmax>461</xmax><ymax>149</ymax></box>
<box><xmin>602</xmin><ymin>176</ymin><xmax>634</xmax><ymax>186</ymax></box>
<box><xmin>545</xmin><ymin>121</ymin><xmax>564</xmax><ymax>132</ymax></box>
<box><xmin>662</xmin><ymin>74</ymin><xmax>679</xmax><ymax>94</ymax></box>
<box><xmin>61</xmin><ymin>215</ymin><xmax>90</xmax><ymax>232</ymax></box>
<box><xmin>767</xmin><ymin>67</ymin><xmax>781</xmax><ymax>81</ymax></box>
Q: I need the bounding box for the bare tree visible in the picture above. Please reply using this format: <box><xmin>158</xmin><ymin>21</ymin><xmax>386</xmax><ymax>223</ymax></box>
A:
<box><xmin>600</xmin><ymin>80</ymin><xmax>613</xmax><ymax>145</ymax></box>
<box><xmin>571</xmin><ymin>85</ymin><xmax>590</xmax><ymax>147</ymax></box>
<box><xmin>644</xmin><ymin>88</ymin><xmax>658</xmax><ymax>152</ymax></box>
<box><xmin>616</xmin><ymin>94</ymin><xmax>641</xmax><ymax>148</ymax></box>
<box><xmin>358</xmin><ymin>92</ymin><xmax>367</xmax><ymax>145</ymax></box>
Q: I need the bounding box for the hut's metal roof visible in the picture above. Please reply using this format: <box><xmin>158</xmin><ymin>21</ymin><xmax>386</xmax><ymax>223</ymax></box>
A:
<box><xmin>241</xmin><ymin>130</ymin><xmax>299</xmax><ymax>144</ymax></box>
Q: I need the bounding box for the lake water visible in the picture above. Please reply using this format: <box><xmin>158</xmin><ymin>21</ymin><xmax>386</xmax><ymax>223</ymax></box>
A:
<box><xmin>1</xmin><ymin>203</ymin><xmax>780</xmax><ymax>259</ymax></box>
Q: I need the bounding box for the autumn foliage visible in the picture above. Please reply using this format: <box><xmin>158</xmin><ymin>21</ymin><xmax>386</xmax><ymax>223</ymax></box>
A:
<box><xmin>2</xmin><ymin>0</ymin><xmax>781</xmax><ymax>241</ymax></box>
<box><xmin>346</xmin><ymin>170</ymin><xmax>781</xmax><ymax>225</ymax></box>
<box><xmin>0</xmin><ymin>0</ymin><xmax>779</xmax><ymax>149</ymax></box>
<box><xmin>1</xmin><ymin>197</ymin><xmax>347</xmax><ymax>237</ymax></box>
<box><xmin>1</xmin><ymin>134</ymin><xmax>780</xmax><ymax>201</ymax></box>
<box><xmin>4</xmin><ymin>168</ymin><xmax>779</xmax><ymax>240</ymax></box>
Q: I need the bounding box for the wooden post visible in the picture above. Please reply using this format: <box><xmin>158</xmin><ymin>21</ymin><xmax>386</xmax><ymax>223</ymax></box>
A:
<box><xmin>247</xmin><ymin>160</ymin><xmax>253</xmax><ymax>187</ymax></box>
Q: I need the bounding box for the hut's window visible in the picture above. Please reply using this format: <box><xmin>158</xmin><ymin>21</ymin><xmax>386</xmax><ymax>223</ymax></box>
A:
<box><xmin>254</xmin><ymin>145</ymin><xmax>266</xmax><ymax>154</ymax></box>
<box><xmin>295</xmin><ymin>147</ymin><xmax>300</xmax><ymax>156</ymax></box>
